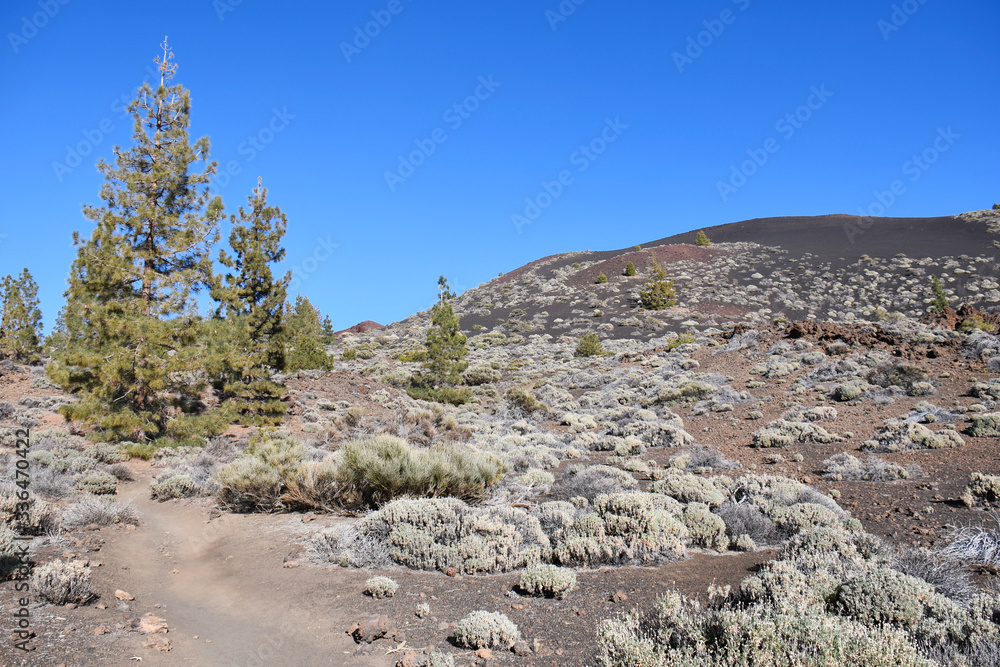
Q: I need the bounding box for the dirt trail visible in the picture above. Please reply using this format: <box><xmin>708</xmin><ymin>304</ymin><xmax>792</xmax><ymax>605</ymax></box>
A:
<box><xmin>94</xmin><ymin>473</ymin><xmax>392</xmax><ymax>666</ymax></box>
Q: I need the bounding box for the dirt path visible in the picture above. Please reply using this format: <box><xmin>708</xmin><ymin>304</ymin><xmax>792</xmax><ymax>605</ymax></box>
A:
<box><xmin>92</xmin><ymin>473</ymin><xmax>393</xmax><ymax>666</ymax></box>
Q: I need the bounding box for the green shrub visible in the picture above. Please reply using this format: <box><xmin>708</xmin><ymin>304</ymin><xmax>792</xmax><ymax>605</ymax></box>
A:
<box><xmin>215</xmin><ymin>457</ymin><xmax>284</xmax><ymax>512</ymax></box>
<box><xmin>455</xmin><ymin>611</ymin><xmax>521</xmax><ymax>650</ymax></box>
<box><xmin>575</xmin><ymin>333</ymin><xmax>605</xmax><ymax>357</ymax></box>
<box><xmin>968</xmin><ymin>413</ymin><xmax>1000</xmax><ymax>437</ymax></box>
<box><xmin>337</xmin><ymin>435</ymin><xmax>507</xmax><ymax>506</ymax></box>
<box><xmin>120</xmin><ymin>441</ymin><xmax>156</xmax><ymax>460</ymax></box>
<box><xmin>624</xmin><ymin>261</ymin><xmax>636</xmax><ymax>277</ymax></box>
<box><xmin>861</xmin><ymin>420</ymin><xmax>964</xmax><ymax>452</ymax></box>
<box><xmin>395</xmin><ymin>347</ymin><xmax>428</xmax><ymax>363</ymax></box>
<box><xmin>554</xmin><ymin>492</ymin><xmax>688</xmax><ymax>567</ymax></box>
<box><xmin>353</xmin><ymin>497</ymin><xmax>549</xmax><ymax>573</ymax></box>
<box><xmin>463</xmin><ymin>365</ymin><xmax>501</xmax><ymax>385</ymax></box>
<box><xmin>75</xmin><ymin>470</ymin><xmax>117</xmax><ymax>495</ymax></box>
<box><xmin>833</xmin><ymin>382</ymin><xmax>866</xmax><ymax>401</ymax></box>
<box><xmin>650</xmin><ymin>471</ymin><xmax>728</xmax><ymax>507</ymax></box>
<box><xmin>694</xmin><ymin>230</ymin><xmax>712</xmax><ymax>246</ymax></box>
<box><xmin>519</xmin><ymin>564</ymin><xmax>577</xmax><ymax>599</ymax></box>
<box><xmin>596</xmin><ymin>272</ymin><xmax>608</xmax><ymax>284</ymax></box>
<box><xmin>149</xmin><ymin>474</ymin><xmax>204</xmax><ymax>501</ymax></box>
<box><xmin>341</xmin><ymin>348</ymin><xmax>358</xmax><ymax>361</ymax></box>
<box><xmin>505</xmin><ymin>387</ymin><xmax>546</xmax><ymax>413</ymax></box>
<box><xmin>364</xmin><ymin>575</ymin><xmax>398</xmax><ymax>599</ymax></box>
<box><xmin>682</xmin><ymin>503</ymin><xmax>728</xmax><ymax>551</ymax></box>
<box><xmin>639</xmin><ymin>257</ymin><xmax>677</xmax><ymax>310</ymax></box>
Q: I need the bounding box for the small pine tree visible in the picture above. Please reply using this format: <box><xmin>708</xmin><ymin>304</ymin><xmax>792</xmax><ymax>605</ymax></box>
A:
<box><xmin>284</xmin><ymin>296</ymin><xmax>334</xmax><ymax>371</ymax></box>
<box><xmin>694</xmin><ymin>230</ymin><xmax>712</xmax><ymax>246</ymax></box>
<box><xmin>206</xmin><ymin>178</ymin><xmax>291</xmax><ymax>425</ymax></box>
<box><xmin>595</xmin><ymin>272</ymin><xmax>608</xmax><ymax>284</ymax></box>
<box><xmin>993</xmin><ymin>203</ymin><xmax>999</xmax><ymax>210</ymax></box>
<box><xmin>639</xmin><ymin>255</ymin><xmax>677</xmax><ymax>310</ymax></box>
<box><xmin>409</xmin><ymin>277</ymin><xmax>470</xmax><ymax>404</ymax></box>
<box><xmin>0</xmin><ymin>268</ymin><xmax>43</xmax><ymax>363</ymax></box>
<box><xmin>624</xmin><ymin>261</ymin><xmax>636</xmax><ymax>276</ymax></box>
<box><xmin>320</xmin><ymin>315</ymin><xmax>336</xmax><ymax>345</ymax></box>
<box><xmin>929</xmin><ymin>275</ymin><xmax>949</xmax><ymax>313</ymax></box>
<box><xmin>575</xmin><ymin>332</ymin><xmax>604</xmax><ymax>357</ymax></box>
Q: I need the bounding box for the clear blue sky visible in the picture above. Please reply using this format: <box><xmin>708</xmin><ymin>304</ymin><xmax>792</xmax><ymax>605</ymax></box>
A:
<box><xmin>2</xmin><ymin>0</ymin><xmax>998</xmax><ymax>332</ymax></box>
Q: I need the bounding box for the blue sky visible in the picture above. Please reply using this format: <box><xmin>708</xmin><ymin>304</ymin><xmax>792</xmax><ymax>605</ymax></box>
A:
<box><xmin>1</xmin><ymin>0</ymin><xmax>998</xmax><ymax>332</ymax></box>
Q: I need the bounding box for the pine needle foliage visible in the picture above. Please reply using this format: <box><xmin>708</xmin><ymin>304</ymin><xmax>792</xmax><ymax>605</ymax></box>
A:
<box><xmin>48</xmin><ymin>39</ymin><xmax>224</xmax><ymax>441</ymax></box>
<box><xmin>929</xmin><ymin>275</ymin><xmax>949</xmax><ymax>313</ymax></box>
<box><xmin>624</xmin><ymin>261</ymin><xmax>636</xmax><ymax>277</ymax></box>
<box><xmin>639</xmin><ymin>255</ymin><xmax>677</xmax><ymax>310</ymax></box>
<box><xmin>206</xmin><ymin>178</ymin><xmax>291</xmax><ymax>425</ymax></box>
<box><xmin>694</xmin><ymin>230</ymin><xmax>712</xmax><ymax>246</ymax></box>
<box><xmin>408</xmin><ymin>277</ymin><xmax>471</xmax><ymax>404</ymax></box>
<box><xmin>284</xmin><ymin>296</ymin><xmax>334</xmax><ymax>371</ymax></box>
<box><xmin>0</xmin><ymin>268</ymin><xmax>43</xmax><ymax>363</ymax></box>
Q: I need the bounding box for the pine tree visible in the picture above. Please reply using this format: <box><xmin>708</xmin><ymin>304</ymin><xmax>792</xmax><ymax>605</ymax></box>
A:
<box><xmin>48</xmin><ymin>39</ymin><xmax>223</xmax><ymax>441</ymax></box>
<box><xmin>408</xmin><ymin>277</ymin><xmax>470</xmax><ymax>404</ymax></box>
<box><xmin>929</xmin><ymin>275</ymin><xmax>949</xmax><ymax>313</ymax></box>
<box><xmin>595</xmin><ymin>272</ymin><xmax>608</xmax><ymax>284</ymax></box>
<box><xmin>206</xmin><ymin>178</ymin><xmax>291</xmax><ymax>424</ymax></box>
<box><xmin>624</xmin><ymin>261</ymin><xmax>636</xmax><ymax>276</ymax></box>
<box><xmin>284</xmin><ymin>295</ymin><xmax>334</xmax><ymax>371</ymax></box>
<box><xmin>694</xmin><ymin>230</ymin><xmax>712</xmax><ymax>246</ymax></box>
<box><xmin>320</xmin><ymin>315</ymin><xmax>336</xmax><ymax>345</ymax></box>
<box><xmin>639</xmin><ymin>255</ymin><xmax>677</xmax><ymax>310</ymax></box>
<box><xmin>0</xmin><ymin>268</ymin><xmax>43</xmax><ymax>363</ymax></box>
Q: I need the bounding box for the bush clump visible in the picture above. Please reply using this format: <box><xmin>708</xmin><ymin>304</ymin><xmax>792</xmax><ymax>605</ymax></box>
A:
<box><xmin>74</xmin><ymin>470</ymin><xmax>118</xmax><ymax>495</ymax></box>
<box><xmin>650</xmin><ymin>470</ymin><xmax>729</xmax><ymax>507</ymax></box>
<box><xmin>575</xmin><ymin>333</ymin><xmax>605</xmax><ymax>358</ymax></box>
<box><xmin>638</xmin><ymin>257</ymin><xmax>677</xmax><ymax>310</ymax></box>
<box><xmin>505</xmin><ymin>387</ymin><xmax>547</xmax><ymax>414</ymax></box>
<box><xmin>821</xmin><ymin>453</ymin><xmax>917</xmax><ymax>482</ymax></box>
<box><xmin>965</xmin><ymin>473</ymin><xmax>1000</xmax><ymax>503</ymax></box>
<box><xmin>595</xmin><ymin>272</ymin><xmax>608</xmax><ymax>284</ymax></box>
<box><xmin>551</xmin><ymin>465</ymin><xmax>638</xmax><ymax>503</ymax></box>
<box><xmin>861</xmin><ymin>420</ymin><xmax>964</xmax><ymax>452</ymax></box>
<box><xmin>694</xmin><ymin>230</ymin><xmax>712</xmax><ymax>246</ymax></box>
<box><xmin>349</xmin><ymin>497</ymin><xmax>549</xmax><ymax>574</ymax></box>
<box><xmin>553</xmin><ymin>492</ymin><xmax>688</xmax><ymax>567</ymax></box>
<box><xmin>63</xmin><ymin>497</ymin><xmax>138</xmax><ymax>527</ymax></box>
<box><xmin>455</xmin><ymin>611</ymin><xmax>521</xmax><ymax>650</ymax></box>
<box><xmin>624</xmin><ymin>261</ymin><xmax>636</xmax><ymax>277</ymax></box>
<box><xmin>363</xmin><ymin>575</ymin><xmax>398</xmax><ymax>599</ymax></box>
<box><xmin>215</xmin><ymin>433</ymin><xmax>506</xmax><ymax>512</ymax></box>
<box><xmin>968</xmin><ymin>413</ymin><xmax>1000</xmax><ymax>438</ymax></box>
<box><xmin>149</xmin><ymin>474</ymin><xmax>206</xmax><ymax>501</ymax></box>
<box><xmin>519</xmin><ymin>564</ymin><xmax>577</xmax><ymax>599</ymax></box>
<box><xmin>463</xmin><ymin>365</ymin><xmax>501</xmax><ymax>386</ymax></box>
<box><xmin>32</xmin><ymin>559</ymin><xmax>95</xmax><ymax>605</ymax></box>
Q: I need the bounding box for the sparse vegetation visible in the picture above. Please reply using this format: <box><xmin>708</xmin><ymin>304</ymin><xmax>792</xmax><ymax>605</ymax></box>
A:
<box><xmin>519</xmin><ymin>564</ymin><xmax>577</xmax><ymax>599</ymax></box>
<box><xmin>455</xmin><ymin>611</ymin><xmax>521</xmax><ymax>650</ymax></box>
<box><xmin>624</xmin><ymin>261</ymin><xmax>636</xmax><ymax>276</ymax></box>
<box><xmin>32</xmin><ymin>559</ymin><xmax>95</xmax><ymax>605</ymax></box>
<box><xmin>363</xmin><ymin>575</ymin><xmax>398</xmax><ymax>599</ymax></box>
<box><xmin>596</xmin><ymin>272</ymin><xmax>608</xmax><ymax>284</ymax></box>
<box><xmin>694</xmin><ymin>230</ymin><xmax>712</xmax><ymax>246</ymax></box>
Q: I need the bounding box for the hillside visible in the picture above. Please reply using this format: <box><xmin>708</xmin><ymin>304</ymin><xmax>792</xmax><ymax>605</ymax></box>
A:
<box><xmin>1</xmin><ymin>209</ymin><xmax>999</xmax><ymax>666</ymax></box>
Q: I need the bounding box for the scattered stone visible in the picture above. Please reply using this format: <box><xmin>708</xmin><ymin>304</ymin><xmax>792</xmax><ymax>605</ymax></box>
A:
<box><xmin>144</xmin><ymin>636</ymin><xmax>171</xmax><ymax>652</ymax></box>
<box><xmin>347</xmin><ymin>615</ymin><xmax>398</xmax><ymax>644</ymax></box>
<box><xmin>513</xmin><ymin>641</ymin><xmax>532</xmax><ymax>656</ymax></box>
<box><xmin>93</xmin><ymin>626</ymin><xmax>110</xmax><ymax>636</ymax></box>
<box><xmin>114</xmin><ymin>590</ymin><xmax>134</xmax><ymax>601</ymax></box>
<box><xmin>139</xmin><ymin>613</ymin><xmax>168</xmax><ymax>634</ymax></box>
<box><xmin>610</xmin><ymin>591</ymin><xmax>628</xmax><ymax>603</ymax></box>
<box><xmin>475</xmin><ymin>648</ymin><xmax>493</xmax><ymax>660</ymax></box>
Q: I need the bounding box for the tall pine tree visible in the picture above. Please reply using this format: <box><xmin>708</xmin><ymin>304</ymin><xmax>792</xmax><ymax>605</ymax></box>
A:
<box><xmin>49</xmin><ymin>39</ymin><xmax>223</xmax><ymax>441</ymax></box>
<box><xmin>206</xmin><ymin>178</ymin><xmax>290</xmax><ymax>424</ymax></box>
<box><xmin>0</xmin><ymin>268</ymin><xmax>43</xmax><ymax>363</ymax></box>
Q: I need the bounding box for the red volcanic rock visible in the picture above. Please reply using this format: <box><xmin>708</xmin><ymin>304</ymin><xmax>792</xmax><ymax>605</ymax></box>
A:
<box><xmin>336</xmin><ymin>320</ymin><xmax>384</xmax><ymax>336</ymax></box>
